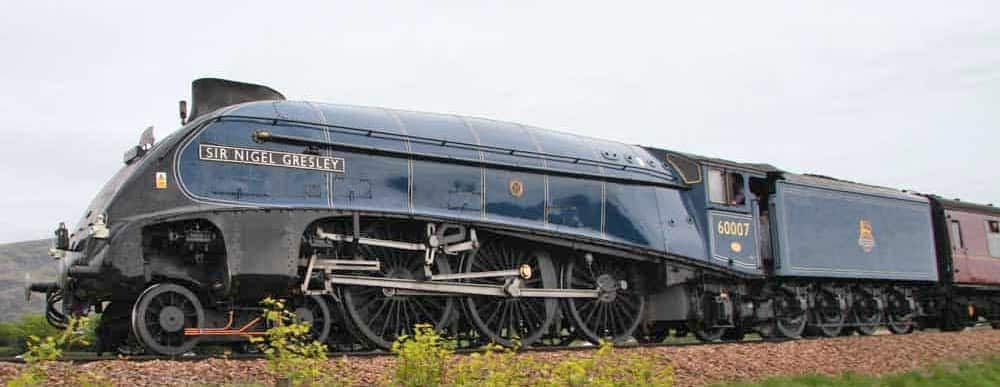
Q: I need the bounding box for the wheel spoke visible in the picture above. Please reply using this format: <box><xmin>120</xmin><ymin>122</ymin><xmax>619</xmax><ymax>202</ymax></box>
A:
<box><xmin>463</xmin><ymin>237</ymin><xmax>556</xmax><ymax>347</ymax></box>
<box><xmin>563</xmin><ymin>257</ymin><xmax>644</xmax><ymax>344</ymax></box>
<box><xmin>133</xmin><ymin>284</ymin><xmax>203</xmax><ymax>355</ymax></box>
<box><xmin>341</xmin><ymin>222</ymin><xmax>454</xmax><ymax>349</ymax></box>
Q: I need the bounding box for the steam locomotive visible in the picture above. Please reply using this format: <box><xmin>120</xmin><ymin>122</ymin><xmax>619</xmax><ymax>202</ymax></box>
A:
<box><xmin>28</xmin><ymin>79</ymin><xmax>1000</xmax><ymax>355</ymax></box>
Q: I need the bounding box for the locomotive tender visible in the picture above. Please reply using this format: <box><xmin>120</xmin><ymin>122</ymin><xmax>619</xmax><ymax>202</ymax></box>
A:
<box><xmin>29</xmin><ymin>79</ymin><xmax>1000</xmax><ymax>355</ymax></box>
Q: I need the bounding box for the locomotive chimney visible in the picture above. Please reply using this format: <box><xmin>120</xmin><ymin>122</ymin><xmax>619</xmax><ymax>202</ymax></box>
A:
<box><xmin>187</xmin><ymin>78</ymin><xmax>285</xmax><ymax>121</ymax></box>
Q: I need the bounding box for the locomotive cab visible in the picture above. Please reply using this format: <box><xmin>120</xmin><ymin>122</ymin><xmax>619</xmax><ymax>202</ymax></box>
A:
<box><xmin>700</xmin><ymin>162</ymin><xmax>768</xmax><ymax>272</ymax></box>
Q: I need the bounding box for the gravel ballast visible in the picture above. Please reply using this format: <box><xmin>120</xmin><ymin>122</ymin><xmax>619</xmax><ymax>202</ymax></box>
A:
<box><xmin>3</xmin><ymin>329</ymin><xmax>1000</xmax><ymax>386</ymax></box>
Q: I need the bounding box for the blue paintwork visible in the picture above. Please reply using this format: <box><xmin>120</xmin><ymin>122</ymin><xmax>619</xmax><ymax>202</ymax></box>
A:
<box><xmin>770</xmin><ymin>175</ymin><xmax>938</xmax><ymax>281</ymax></box>
<box><xmin>708</xmin><ymin>211</ymin><xmax>760</xmax><ymax>270</ymax></box>
<box><xmin>174</xmin><ymin>101</ymin><xmax>759</xmax><ymax>275</ymax></box>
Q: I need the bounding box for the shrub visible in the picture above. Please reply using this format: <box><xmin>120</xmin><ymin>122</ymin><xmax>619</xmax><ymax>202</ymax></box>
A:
<box><xmin>452</xmin><ymin>339</ymin><xmax>673</xmax><ymax>387</ymax></box>
<box><xmin>388</xmin><ymin>325</ymin><xmax>673</xmax><ymax>387</ymax></box>
<box><xmin>451</xmin><ymin>342</ymin><xmax>536</xmax><ymax>387</ymax></box>
<box><xmin>250</xmin><ymin>297</ymin><xmax>337</xmax><ymax>386</ymax></box>
<box><xmin>6</xmin><ymin>315</ymin><xmax>97</xmax><ymax>387</ymax></box>
<box><xmin>545</xmin><ymin>341</ymin><xmax>674</xmax><ymax>387</ymax></box>
<box><xmin>387</xmin><ymin>324</ymin><xmax>455</xmax><ymax>387</ymax></box>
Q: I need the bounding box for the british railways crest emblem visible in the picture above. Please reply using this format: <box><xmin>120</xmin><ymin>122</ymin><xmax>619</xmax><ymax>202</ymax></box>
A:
<box><xmin>858</xmin><ymin>219</ymin><xmax>875</xmax><ymax>253</ymax></box>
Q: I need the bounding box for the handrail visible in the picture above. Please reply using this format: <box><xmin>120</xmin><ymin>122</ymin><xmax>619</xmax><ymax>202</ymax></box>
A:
<box><xmin>215</xmin><ymin>115</ymin><xmax>678</xmax><ymax>183</ymax></box>
<box><xmin>248</xmin><ymin>129</ymin><xmax>685</xmax><ymax>188</ymax></box>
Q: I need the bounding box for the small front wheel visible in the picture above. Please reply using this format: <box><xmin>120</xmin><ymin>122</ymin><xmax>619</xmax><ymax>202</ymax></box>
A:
<box><xmin>131</xmin><ymin>283</ymin><xmax>205</xmax><ymax>356</ymax></box>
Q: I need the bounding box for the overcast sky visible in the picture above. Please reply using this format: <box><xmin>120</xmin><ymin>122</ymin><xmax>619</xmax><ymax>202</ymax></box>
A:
<box><xmin>0</xmin><ymin>2</ymin><xmax>997</xmax><ymax>243</ymax></box>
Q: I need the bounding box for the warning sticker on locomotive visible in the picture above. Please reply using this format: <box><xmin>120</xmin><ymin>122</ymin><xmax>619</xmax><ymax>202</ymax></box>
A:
<box><xmin>199</xmin><ymin>144</ymin><xmax>345</xmax><ymax>173</ymax></box>
<box><xmin>858</xmin><ymin>219</ymin><xmax>875</xmax><ymax>253</ymax></box>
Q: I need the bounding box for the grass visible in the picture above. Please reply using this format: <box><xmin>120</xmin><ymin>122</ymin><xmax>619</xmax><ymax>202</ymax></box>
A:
<box><xmin>715</xmin><ymin>355</ymin><xmax>1000</xmax><ymax>387</ymax></box>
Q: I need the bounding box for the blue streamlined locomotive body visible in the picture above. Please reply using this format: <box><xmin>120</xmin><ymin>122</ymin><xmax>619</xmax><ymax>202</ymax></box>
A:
<box><xmin>175</xmin><ymin>101</ymin><xmax>720</xmax><ymax>272</ymax></box>
<box><xmin>30</xmin><ymin>79</ymin><xmax>997</xmax><ymax>355</ymax></box>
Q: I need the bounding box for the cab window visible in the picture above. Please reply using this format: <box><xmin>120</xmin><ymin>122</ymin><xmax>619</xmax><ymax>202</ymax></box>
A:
<box><xmin>708</xmin><ymin>169</ymin><xmax>727</xmax><ymax>204</ymax></box>
<box><xmin>707</xmin><ymin>168</ymin><xmax>745</xmax><ymax>207</ymax></box>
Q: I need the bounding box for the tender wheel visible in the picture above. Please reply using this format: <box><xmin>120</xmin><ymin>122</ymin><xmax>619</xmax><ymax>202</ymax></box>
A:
<box><xmin>562</xmin><ymin>256</ymin><xmax>646</xmax><ymax>345</ymax></box>
<box><xmin>853</xmin><ymin>290</ymin><xmax>882</xmax><ymax>336</ymax></box>
<box><xmin>463</xmin><ymin>238</ymin><xmax>557</xmax><ymax>347</ymax></box>
<box><xmin>774</xmin><ymin>289</ymin><xmax>806</xmax><ymax>338</ymax></box>
<box><xmin>131</xmin><ymin>283</ymin><xmax>205</xmax><ymax>356</ymax></box>
<box><xmin>886</xmin><ymin>290</ymin><xmax>914</xmax><ymax>335</ymax></box>
<box><xmin>292</xmin><ymin>295</ymin><xmax>332</xmax><ymax>343</ymax></box>
<box><xmin>808</xmin><ymin>289</ymin><xmax>845</xmax><ymax>337</ymax></box>
<box><xmin>341</xmin><ymin>224</ymin><xmax>456</xmax><ymax>350</ymax></box>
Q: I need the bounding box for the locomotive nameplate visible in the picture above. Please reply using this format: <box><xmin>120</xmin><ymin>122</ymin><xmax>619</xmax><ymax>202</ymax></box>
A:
<box><xmin>199</xmin><ymin>144</ymin><xmax>345</xmax><ymax>173</ymax></box>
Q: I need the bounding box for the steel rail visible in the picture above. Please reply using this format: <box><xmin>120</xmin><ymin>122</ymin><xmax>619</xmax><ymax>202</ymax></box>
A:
<box><xmin>2</xmin><ymin>327</ymin><xmax>980</xmax><ymax>364</ymax></box>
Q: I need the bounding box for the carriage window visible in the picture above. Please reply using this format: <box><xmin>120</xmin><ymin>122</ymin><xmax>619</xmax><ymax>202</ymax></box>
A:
<box><xmin>950</xmin><ymin>220</ymin><xmax>964</xmax><ymax>249</ymax></box>
<box><xmin>708</xmin><ymin>169</ymin><xmax>727</xmax><ymax>204</ymax></box>
<box><xmin>988</xmin><ymin>220</ymin><xmax>1000</xmax><ymax>258</ymax></box>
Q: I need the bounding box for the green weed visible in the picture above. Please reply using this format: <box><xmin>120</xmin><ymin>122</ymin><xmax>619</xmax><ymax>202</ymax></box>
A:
<box><xmin>387</xmin><ymin>323</ymin><xmax>455</xmax><ymax>387</ymax></box>
<box><xmin>250</xmin><ymin>297</ymin><xmax>346</xmax><ymax>387</ymax></box>
<box><xmin>6</xmin><ymin>315</ymin><xmax>103</xmax><ymax>387</ymax></box>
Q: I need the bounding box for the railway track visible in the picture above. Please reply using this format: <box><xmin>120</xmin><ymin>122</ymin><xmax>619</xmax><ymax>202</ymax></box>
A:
<box><xmin>4</xmin><ymin>327</ymin><xmax>982</xmax><ymax>364</ymax></box>
<box><xmin>0</xmin><ymin>338</ymin><xmax>784</xmax><ymax>363</ymax></box>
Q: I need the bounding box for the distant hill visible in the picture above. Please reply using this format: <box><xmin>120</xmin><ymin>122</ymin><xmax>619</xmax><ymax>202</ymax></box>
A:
<box><xmin>0</xmin><ymin>239</ymin><xmax>56</xmax><ymax>321</ymax></box>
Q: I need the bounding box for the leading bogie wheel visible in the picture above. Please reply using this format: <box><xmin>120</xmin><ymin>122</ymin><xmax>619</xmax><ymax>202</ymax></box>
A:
<box><xmin>131</xmin><ymin>283</ymin><xmax>205</xmax><ymax>356</ymax></box>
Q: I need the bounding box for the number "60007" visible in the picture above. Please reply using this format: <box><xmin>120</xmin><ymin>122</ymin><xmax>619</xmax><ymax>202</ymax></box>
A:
<box><xmin>718</xmin><ymin>221</ymin><xmax>750</xmax><ymax>237</ymax></box>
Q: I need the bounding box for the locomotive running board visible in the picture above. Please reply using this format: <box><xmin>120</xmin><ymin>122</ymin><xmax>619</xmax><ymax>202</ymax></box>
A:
<box><xmin>308</xmin><ymin>274</ymin><xmax>600</xmax><ymax>299</ymax></box>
